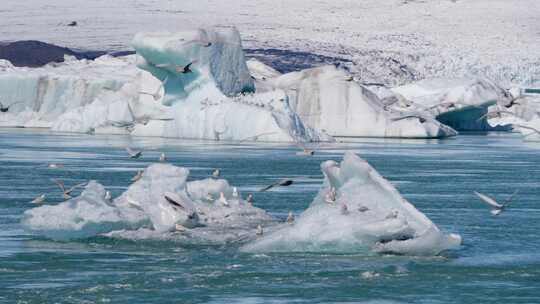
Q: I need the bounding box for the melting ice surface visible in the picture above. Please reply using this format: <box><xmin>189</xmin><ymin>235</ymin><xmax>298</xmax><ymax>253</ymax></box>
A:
<box><xmin>2</xmin><ymin>129</ymin><xmax>540</xmax><ymax>303</ymax></box>
<box><xmin>22</xmin><ymin>151</ymin><xmax>460</xmax><ymax>256</ymax></box>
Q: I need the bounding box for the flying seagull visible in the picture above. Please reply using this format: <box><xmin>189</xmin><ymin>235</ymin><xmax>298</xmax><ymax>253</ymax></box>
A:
<box><xmin>259</xmin><ymin>179</ymin><xmax>294</xmax><ymax>192</ymax></box>
<box><xmin>474</xmin><ymin>190</ymin><xmax>519</xmax><ymax>216</ymax></box>
<box><xmin>126</xmin><ymin>147</ymin><xmax>142</xmax><ymax>159</ymax></box>
<box><xmin>52</xmin><ymin>179</ymin><xmax>86</xmax><ymax>199</ymax></box>
<box><xmin>31</xmin><ymin>194</ymin><xmax>46</xmax><ymax>204</ymax></box>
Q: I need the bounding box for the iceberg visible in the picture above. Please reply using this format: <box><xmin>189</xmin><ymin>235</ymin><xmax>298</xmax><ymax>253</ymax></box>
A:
<box><xmin>391</xmin><ymin>78</ymin><xmax>512</xmax><ymax>131</ymax></box>
<box><xmin>241</xmin><ymin>152</ymin><xmax>462</xmax><ymax>256</ymax></box>
<box><xmin>23</xmin><ymin>153</ymin><xmax>461</xmax><ymax>256</ymax></box>
<box><xmin>257</xmin><ymin>65</ymin><xmax>457</xmax><ymax>138</ymax></box>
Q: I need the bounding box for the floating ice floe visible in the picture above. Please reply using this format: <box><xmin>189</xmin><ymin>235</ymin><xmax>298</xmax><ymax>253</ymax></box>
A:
<box><xmin>254</xmin><ymin>64</ymin><xmax>457</xmax><ymax>138</ymax></box>
<box><xmin>23</xmin><ymin>153</ymin><xmax>461</xmax><ymax>256</ymax></box>
<box><xmin>389</xmin><ymin>77</ymin><xmax>512</xmax><ymax>131</ymax></box>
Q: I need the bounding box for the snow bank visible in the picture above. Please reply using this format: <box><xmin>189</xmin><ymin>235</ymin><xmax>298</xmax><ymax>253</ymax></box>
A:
<box><xmin>241</xmin><ymin>152</ymin><xmax>461</xmax><ymax>256</ymax></box>
<box><xmin>261</xmin><ymin>65</ymin><xmax>457</xmax><ymax>138</ymax></box>
<box><xmin>391</xmin><ymin>78</ymin><xmax>511</xmax><ymax>131</ymax></box>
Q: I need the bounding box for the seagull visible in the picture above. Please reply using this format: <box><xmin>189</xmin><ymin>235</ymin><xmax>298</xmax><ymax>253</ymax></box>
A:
<box><xmin>256</xmin><ymin>224</ymin><xmax>263</xmax><ymax>236</ymax></box>
<box><xmin>474</xmin><ymin>190</ymin><xmax>518</xmax><ymax>216</ymax></box>
<box><xmin>104</xmin><ymin>191</ymin><xmax>112</xmax><ymax>201</ymax></box>
<box><xmin>155</xmin><ymin>61</ymin><xmax>195</xmax><ymax>74</ymax></box>
<box><xmin>52</xmin><ymin>179</ymin><xmax>86</xmax><ymax>199</ymax></box>
<box><xmin>131</xmin><ymin>170</ymin><xmax>143</xmax><ymax>182</ymax></box>
<box><xmin>232</xmin><ymin>187</ymin><xmax>239</xmax><ymax>198</ymax></box>
<box><xmin>47</xmin><ymin>163</ymin><xmax>63</xmax><ymax>169</ymax></box>
<box><xmin>324</xmin><ymin>187</ymin><xmax>337</xmax><ymax>203</ymax></box>
<box><xmin>259</xmin><ymin>179</ymin><xmax>294</xmax><ymax>192</ymax></box>
<box><xmin>286</xmin><ymin>211</ymin><xmax>295</xmax><ymax>224</ymax></box>
<box><xmin>212</xmin><ymin>169</ymin><xmax>220</xmax><ymax>178</ymax></box>
<box><xmin>0</xmin><ymin>101</ymin><xmax>22</xmax><ymax>113</ymax></box>
<box><xmin>246</xmin><ymin>193</ymin><xmax>254</xmax><ymax>204</ymax></box>
<box><xmin>159</xmin><ymin>152</ymin><xmax>167</xmax><ymax>162</ymax></box>
<box><xmin>218</xmin><ymin>192</ymin><xmax>229</xmax><ymax>206</ymax></box>
<box><xmin>126</xmin><ymin>147</ymin><xmax>142</xmax><ymax>159</ymax></box>
<box><xmin>31</xmin><ymin>194</ymin><xmax>46</xmax><ymax>204</ymax></box>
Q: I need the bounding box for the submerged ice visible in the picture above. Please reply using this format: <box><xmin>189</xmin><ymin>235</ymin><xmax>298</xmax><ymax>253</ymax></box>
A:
<box><xmin>22</xmin><ymin>153</ymin><xmax>461</xmax><ymax>256</ymax></box>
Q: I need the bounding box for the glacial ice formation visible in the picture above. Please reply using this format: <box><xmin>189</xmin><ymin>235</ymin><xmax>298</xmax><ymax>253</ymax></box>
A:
<box><xmin>256</xmin><ymin>65</ymin><xmax>457</xmax><ymax>138</ymax></box>
<box><xmin>390</xmin><ymin>78</ymin><xmax>512</xmax><ymax>131</ymax></box>
<box><xmin>241</xmin><ymin>152</ymin><xmax>462</xmax><ymax>256</ymax></box>
<box><xmin>23</xmin><ymin>153</ymin><xmax>461</xmax><ymax>256</ymax></box>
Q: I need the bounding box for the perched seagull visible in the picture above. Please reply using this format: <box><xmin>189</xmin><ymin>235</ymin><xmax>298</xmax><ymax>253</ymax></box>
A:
<box><xmin>218</xmin><ymin>192</ymin><xmax>229</xmax><ymax>206</ymax></box>
<box><xmin>232</xmin><ymin>187</ymin><xmax>239</xmax><ymax>198</ymax></box>
<box><xmin>104</xmin><ymin>191</ymin><xmax>112</xmax><ymax>201</ymax></box>
<box><xmin>126</xmin><ymin>147</ymin><xmax>142</xmax><ymax>159</ymax></box>
<box><xmin>286</xmin><ymin>211</ymin><xmax>295</xmax><ymax>224</ymax></box>
<box><xmin>259</xmin><ymin>179</ymin><xmax>294</xmax><ymax>192</ymax></box>
<box><xmin>256</xmin><ymin>224</ymin><xmax>264</xmax><ymax>236</ymax></box>
<box><xmin>324</xmin><ymin>187</ymin><xmax>337</xmax><ymax>204</ymax></box>
<box><xmin>212</xmin><ymin>169</ymin><xmax>220</xmax><ymax>178</ymax></box>
<box><xmin>52</xmin><ymin>179</ymin><xmax>86</xmax><ymax>199</ymax></box>
<box><xmin>0</xmin><ymin>101</ymin><xmax>21</xmax><ymax>113</ymax></box>
<box><xmin>31</xmin><ymin>194</ymin><xmax>46</xmax><ymax>204</ymax></box>
<box><xmin>131</xmin><ymin>170</ymin><xmax>143</xmax><ymax>182</ymax></box>
<box><xmin>159</xmin><ymin>152</ymin><xmax>167</xmax><ymax>162</ymax></box>
<box><xmin>474</xmin><ymin>190</ymin><xmax>519</xmax><ymax>216</ymax></box>
<box><xmin>246</xmin><ymin>193</ymin><xmax>254</xmax><ymax>204</ymax></box>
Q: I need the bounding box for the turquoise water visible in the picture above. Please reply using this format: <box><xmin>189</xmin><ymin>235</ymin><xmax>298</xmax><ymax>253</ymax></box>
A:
<box><xmin>1</xmin><ymin>129</ymin><xmax>539</xmax><ymax>303</ymax></box>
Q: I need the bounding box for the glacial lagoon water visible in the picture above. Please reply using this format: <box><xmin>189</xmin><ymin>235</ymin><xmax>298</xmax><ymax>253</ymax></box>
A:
<box><xmin>1</xmin><ymin>128</ymin><xmax>539</xmax><ymax>303</ymax></box>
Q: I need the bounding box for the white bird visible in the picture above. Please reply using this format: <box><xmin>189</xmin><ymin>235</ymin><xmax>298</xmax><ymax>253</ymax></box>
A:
<box><xmin>256</xmin><ymin>224</ymin><xmax>263</xmax><ymax>236</ymax></box>
<box><xmin>212</xmin><ymin>169</ymin><xmax>220</xmax><ymax>178</ymax></box>
<box><xmin>325</xmin><ymin>187</ymin><xmax>337</xmax><ymax>204</ymax></box>
<box><xmin>175</xmin><ymin>223</ymin><xmax>187</xmax><ymax>232</ymax></box>
<box><xmin>126</xmin><ymin>147</ymin><xmax>142</xmax><ymax>159</ymax></box>
<box><xmin>104</xmin><ymin>191</ymin><xmax>112</xmax><ymax>201</ymax></box>
<box><xmin>52</xmin><ymin>179</ymin><xmax>86</xmax><ymax>199</ymax></box>
<box><xmin>474</xmin><ymin>190</ymin><xmax>518</xmax><ymax>216</ymax></box>
<box><xmin>286</xmin><ymin>211</ymin><xmax>295</xmax><ymax>224</ymax></box>
<box><xmin>131</xmin><ymin>170</ymin><xmax>143</xmax><ymax>182</ymax></box>
<box><xmin>31</xmin><ymin>194</ymin><xmax>46</xmax><ymax>204</ymax></box>
<box><xmin>232</xmin><ymin>187</ymin><xmax>239</xmax><ymax>198</ymax></box>
<box><xmin>159</xmin><ymin>152</ymin><xmax>167</xmax><ymax>162</ymax></box>
<box><xmin>47</xmin><ymin>163</ymin><xmax>63</xmax><ymax>169</ymax></box>
<box><xmin>218</xmin><ymin>192</ymin><xmax>229</xmax><ymax>206</ymax></box>
<box><xmin>246</xmin><ymin>193</ymin><xmax>254</xmax><ymax>204</ymax></box>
